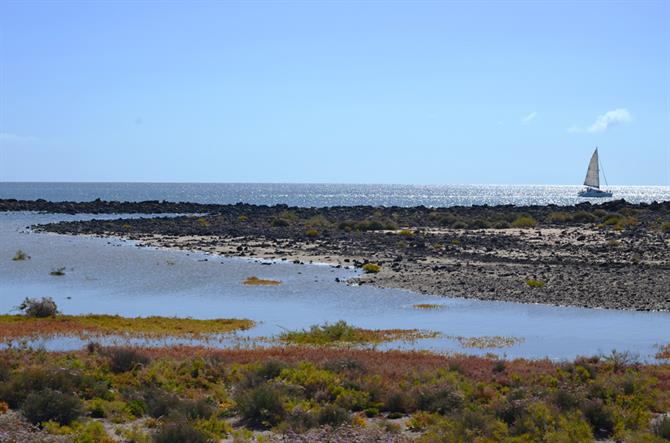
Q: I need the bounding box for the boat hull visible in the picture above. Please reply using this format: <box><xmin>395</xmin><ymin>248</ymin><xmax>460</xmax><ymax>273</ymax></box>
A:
<box><xmin>578</xmin><ymin>188</ymin><xmax>612</xmax><ymax>198</ymax></box>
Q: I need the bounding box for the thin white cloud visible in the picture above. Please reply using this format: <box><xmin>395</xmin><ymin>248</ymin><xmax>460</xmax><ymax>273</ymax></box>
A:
<box><xmin>587</xmin><ymin>108</ymin><xmax>632</xmax><ymax>133</ymax></box>
<box><xmin>0</xmin><ymin>132</ymin><xmax>38</xmax><ymax>143</ymax></box>
<box><xmin>521</xmin><ymin>112</ymin><xmax>537</xmax><ymax>125</ymax></box>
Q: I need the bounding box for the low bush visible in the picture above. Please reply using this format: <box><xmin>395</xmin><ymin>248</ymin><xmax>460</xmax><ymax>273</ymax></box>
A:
<box><xmin>0</xmin><ymin>367</ymin><xmax>77</xmax><ymax>408</ymax></box>
<box><xmin>272</xmin><ymin>218</ymin><xmax>289</xmax><ymax>227</ymax></box>
<box><xmin>526</xmin><ymin>279</ymin><xmax>545</xmax><ymax>288</ymax></box>
<box><xmin>235</xmin><ymin>384</ymin><xmax>285</xmax><ymax>428</ymax></box>
<box><xmin>181</xmin><ymin>397</ymin><xmax>217</xmax><ymax>420</ymax></box>
<box><xmin>21</xmin><ymin>388</ymin><xmax>82</xmax><ymax>425</ymax></box>
<box><xmin>468</xmin><ymin>219</ymin><xmax>490</xmax><ymax>229</ymax></box>
<box><xmin>384</xmin><ymin>390</ymin><xmax>414</xmax><ymax>413</ymax></box>
<box><xmin>573</xmin><ymin>211</ymin><xmax>597</xmax><ymax>223</ymax></box>
<box><xmin>661</xmin><ymin>221</ymin><xmax>670</xmax><ymax>234</ymax></box>
<box><xmin>50</xmin><ymin>267</ymin><xmax>66</xmax><ymax>276</ymax></box>
<box><xmin>141</xmin><ymin>387</ymin><xmax>178</xmax><ymax>418</ymax></box>
<box><xmin>581</xmin><ymin>399</ymin><xmax>615</xmax><ymax>438</ymax></box>
<box><xmin>362</xmin><ymin>263</ymin><xmax>381</xmax><ymax>274</ymax></box>
<box><xmin>306</xmin><ymin>229</ymin><xmax>319</xmax><ymax>238</ymax></box>
<box><xmin>279</xmin><ymin>210</ymin><xmax>298</xmax><ymax>221</ymax></box>
<box><xmin>317</xmin><ymin>404</ymin><xmax>349</xmax><ymax>427</ymax></box>
<box><xmin>547</xmin><ymin>212</ymin><xmax>573</xmax><ymax>223</ymax></box>
<box><xmin>106</xmin><ymin>347</ymin><xmax>150</xmax><ymax>373</ymax></box>
<box><xmin>511</xmin><ymin>215</ymin><xmax>537</xmax><ymax>228</ymax></box>
<box><xmin>18</xmin><ymin>297</ymin><xmax>59</xmax><ymax>318</ymax></box>
<box><xmin>415</xmin><ymin>384</ymin><xmax>463</xmax><ymax>415</ymax></box>
<box><xmin>305</xmin><ymin>215</ymin><xmax>330</xmax><ymax>227</ymax></box>
<box><xmin>153</xmin><ymin>421</ymin><xmax>210</xmax><ymax>443</ymax></box>
<box><xmin>12</xmin><ymin>249</ymin><xmax>30</xmax><ymax>261</ymax></box>
<box><xmin>364</xmin><ymin>407</ymin><xmax>379</xmax><ymax>417</ymax></box>
<box><xmin>451</xmin><ymin>220</ymin><xmax>468</xmax><ymax>229</ymax></box>
<box><xmin>43</xmin><ymin>420</ymin><xmax>114</xmax><ymax>443</ymax></box>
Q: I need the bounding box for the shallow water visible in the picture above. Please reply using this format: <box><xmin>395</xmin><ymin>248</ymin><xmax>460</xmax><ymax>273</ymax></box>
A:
<box><xmin>1</xmin><ymin>182</ymin><xmax>669</xmax><ymax>207</ymax></box>
<box><xmin>1</xmin><ymin>212</ymin><xmax>669</xmax><ymax>361</ymax></box>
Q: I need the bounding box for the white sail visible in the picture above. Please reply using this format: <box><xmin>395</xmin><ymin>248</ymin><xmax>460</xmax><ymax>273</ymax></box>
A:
<box><xmin>583</xmin><ymin>148</ymin><xmax>600</xmax><ymax>189</ymax></box>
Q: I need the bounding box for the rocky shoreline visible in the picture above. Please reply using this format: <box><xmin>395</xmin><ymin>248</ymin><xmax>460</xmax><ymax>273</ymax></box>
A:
<box><xmin>4</xmin><ymin>198</ymin><xmax>670</xmax><ymax>312</ymax></box>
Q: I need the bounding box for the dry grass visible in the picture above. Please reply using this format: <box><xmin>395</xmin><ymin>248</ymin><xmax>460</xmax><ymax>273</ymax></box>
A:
<box><xmin>0</xmin><ymin>314</ymin><xmax>254</xmax><ymax>341</ymax></box>
<box><xmin>243</xmin><ymin>276</ymin><xmax>282</xmax><ymax>286</ymax></box>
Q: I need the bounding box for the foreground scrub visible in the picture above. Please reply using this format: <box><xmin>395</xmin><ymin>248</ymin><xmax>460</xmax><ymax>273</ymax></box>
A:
<box><xmin>0</xmin><ymin>346</ymin><xmax>668</xmax><ymax>442</ymax></box>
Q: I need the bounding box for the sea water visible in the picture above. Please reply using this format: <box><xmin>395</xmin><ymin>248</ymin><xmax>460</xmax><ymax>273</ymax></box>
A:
<box><xmin>1</xmin><ymin>182</ymin><xmax>669</xmax><ymax>207</ymax></box>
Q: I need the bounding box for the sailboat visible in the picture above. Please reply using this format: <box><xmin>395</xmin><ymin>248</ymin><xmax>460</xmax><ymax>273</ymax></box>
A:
<box><xmin>578</xmin><ymin>147</ymin><xmax>613</xmax><ymax>198</ymax></box>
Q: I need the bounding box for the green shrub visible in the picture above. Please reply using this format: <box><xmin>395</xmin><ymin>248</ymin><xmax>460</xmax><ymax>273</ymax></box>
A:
<box><xmin>602</xmin><ymin>214</ymin><xmax>622</xmax><ymax>226</ymax></box>
<box><xmin>238</xmin><ymin>215</ymin><xmax>248</xmax><ymax>222</ymax></box>
<box><xmin>573</xmin><ymin>211</ymin><xmax>597</xmax><ymax>223</ymax></box>
<box><xmin>362</xmin><ymin>263</ymin><xmax>381</xmax><ymax>273</ymax></box>
<box><xmin>468</xmin><ymin>219</ymin><xmax>490</xmax><ymax>229</ymax></box>
<box><xmin>415</xmin><ymin>384</ymin><xmax>463</xmax><ymax>415</ymax></box>
<box><xmin>142</xmin><ymin>387</ymin><xmax>178</xmax><ymax>418</ymax></box>
<box><xmin>547</xmin><ymin>212</ymin><xmax>573</xmax><ymax>223</ymax></box>
<box><xmin>279</xmin><ymin>210</ymin><xmax>298</xmax><ymax>221</ymax></box>
<box><xmin>180</xmin><ymin>397</ymin><xmax>216</xmax><ymax>421</ymax></box>
<box><xmin>235</xmin><ymin>384</ymin><xmax>285</xmax><ymax>428</ymax></box>
<box><xmin>255</xmin><ymin>360</ymin><xmax>289</xmax><ymax>381</ymax></box>
<box><xmin>305</xmin><ymin>215</ymin><xmax>330</xmax><ymax>227</ymax></box>
<box><xmin>12</xmin><ymin>249</ymin><xmax>30</xmax><ymax>261</ymax></box>
<box><xmin>306</xmin><ymin>229</ymin><xmax>318</xmax><ymax>238</ymax></box>
<box><xmin>21</xmin><ymin>388</ymin><xmax>82</xmax><ymax>425</ymax></box>
<box><xmin>364</xmin><ymin>407</ymin><xmax>380</xmax><ymax>417</ymax></box>
<box><xmin>87</xmin><ymin>398</ymin><xmax>106</xmax><ymax>418</ymax></box>
<box><xmin>153</xmin><ymin>421</ymin><xmax>210</xmax><ymax>443</ymax></box>
<box><xmin>125</xmin><ymin>399</ymin><xmax>146</xmax><ymax>418</ymax></box>
<box><xmin>384</xmin><ymin>391</ymin><xmax>414</xmax><ymax>413</ymax></box>
<box><xmin>582</xmin><ymin>399</ymin><xmax>615</xmax><ymax>438</ymax></box>
<box><xmin>317</xmin><ymin>404</ymin><xmax>350</xmax><ymax>427</ymax></box>
<box><xmin>284</xmin><ymin>406</ymin><xmax>318</xmax><ymax>433</ymax></box>
<box><xmin>526</xmin><ymin>279</ymin><xmax>545</xmax><ymax>288</ymax></box>
<box><xmin>272</xmin><ymin>218</ymin><xmax>289</xmax><ymax>227</ymax></box>
<box><xmin>106</xmin><ymin>347</ymin><xmax>150</xmax><ymax>373</ymax></box>
<box><xmin>511</xmin><ymin>215</ymin><xmax>537</xmax><ymax>228</ymax></box>
<box><xmin>661</xmin><ymin>221</ymin><xmax>670</xmax><ymax>233</ymax></box>
<box><xmin>493</xmin><ymin>221</ymin><xmax>511</xmax><ymax>229</ymax></box>
<box><xmin>398</xmin><ymin>229</ymin><xmax>414</xmax><ymax>236</ymax></box>
<box><xmin>18</xmin><ymin>297</ymin><xmax>59</xmax><ymax>318</ymax></box>
<box><xmin>452</xmin><ymin>220</ymin><xmax>468</xmax><ymax>229</ymax></box>
<box><xmin>0</xmin><ymin>367</ymin><xmax>77</xmax><ymax>408</ymax></box>
<box><xmin>50</xmin><ymin>267</ymin><xmax>66</xmax><ymax>276</ymax></box>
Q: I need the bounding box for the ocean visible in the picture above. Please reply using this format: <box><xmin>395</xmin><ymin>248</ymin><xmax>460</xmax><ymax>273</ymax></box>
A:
<box><xmin>1</xmin><ymin>182</ymin><xmax>669</xmax><ymax>207</ymax></box>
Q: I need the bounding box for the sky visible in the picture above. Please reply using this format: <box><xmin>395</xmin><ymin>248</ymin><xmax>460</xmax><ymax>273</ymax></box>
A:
<box><xmin>1</xmin><ymin>1</ymin><xmax>669</xmax><ymax>185</ymax></box>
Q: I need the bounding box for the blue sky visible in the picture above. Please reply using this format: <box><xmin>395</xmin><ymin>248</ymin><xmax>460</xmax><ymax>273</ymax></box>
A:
<box><xmin>1</xmin><ymin>1</ymin><xmax>668</xmax><ymax>185</ymax></box>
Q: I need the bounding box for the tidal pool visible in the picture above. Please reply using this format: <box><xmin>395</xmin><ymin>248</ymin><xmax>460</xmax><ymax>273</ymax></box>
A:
<box><xmin>1</xmin><ymin>212</ymin><xmax>668</xmax><ymax>361</ymax></box>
